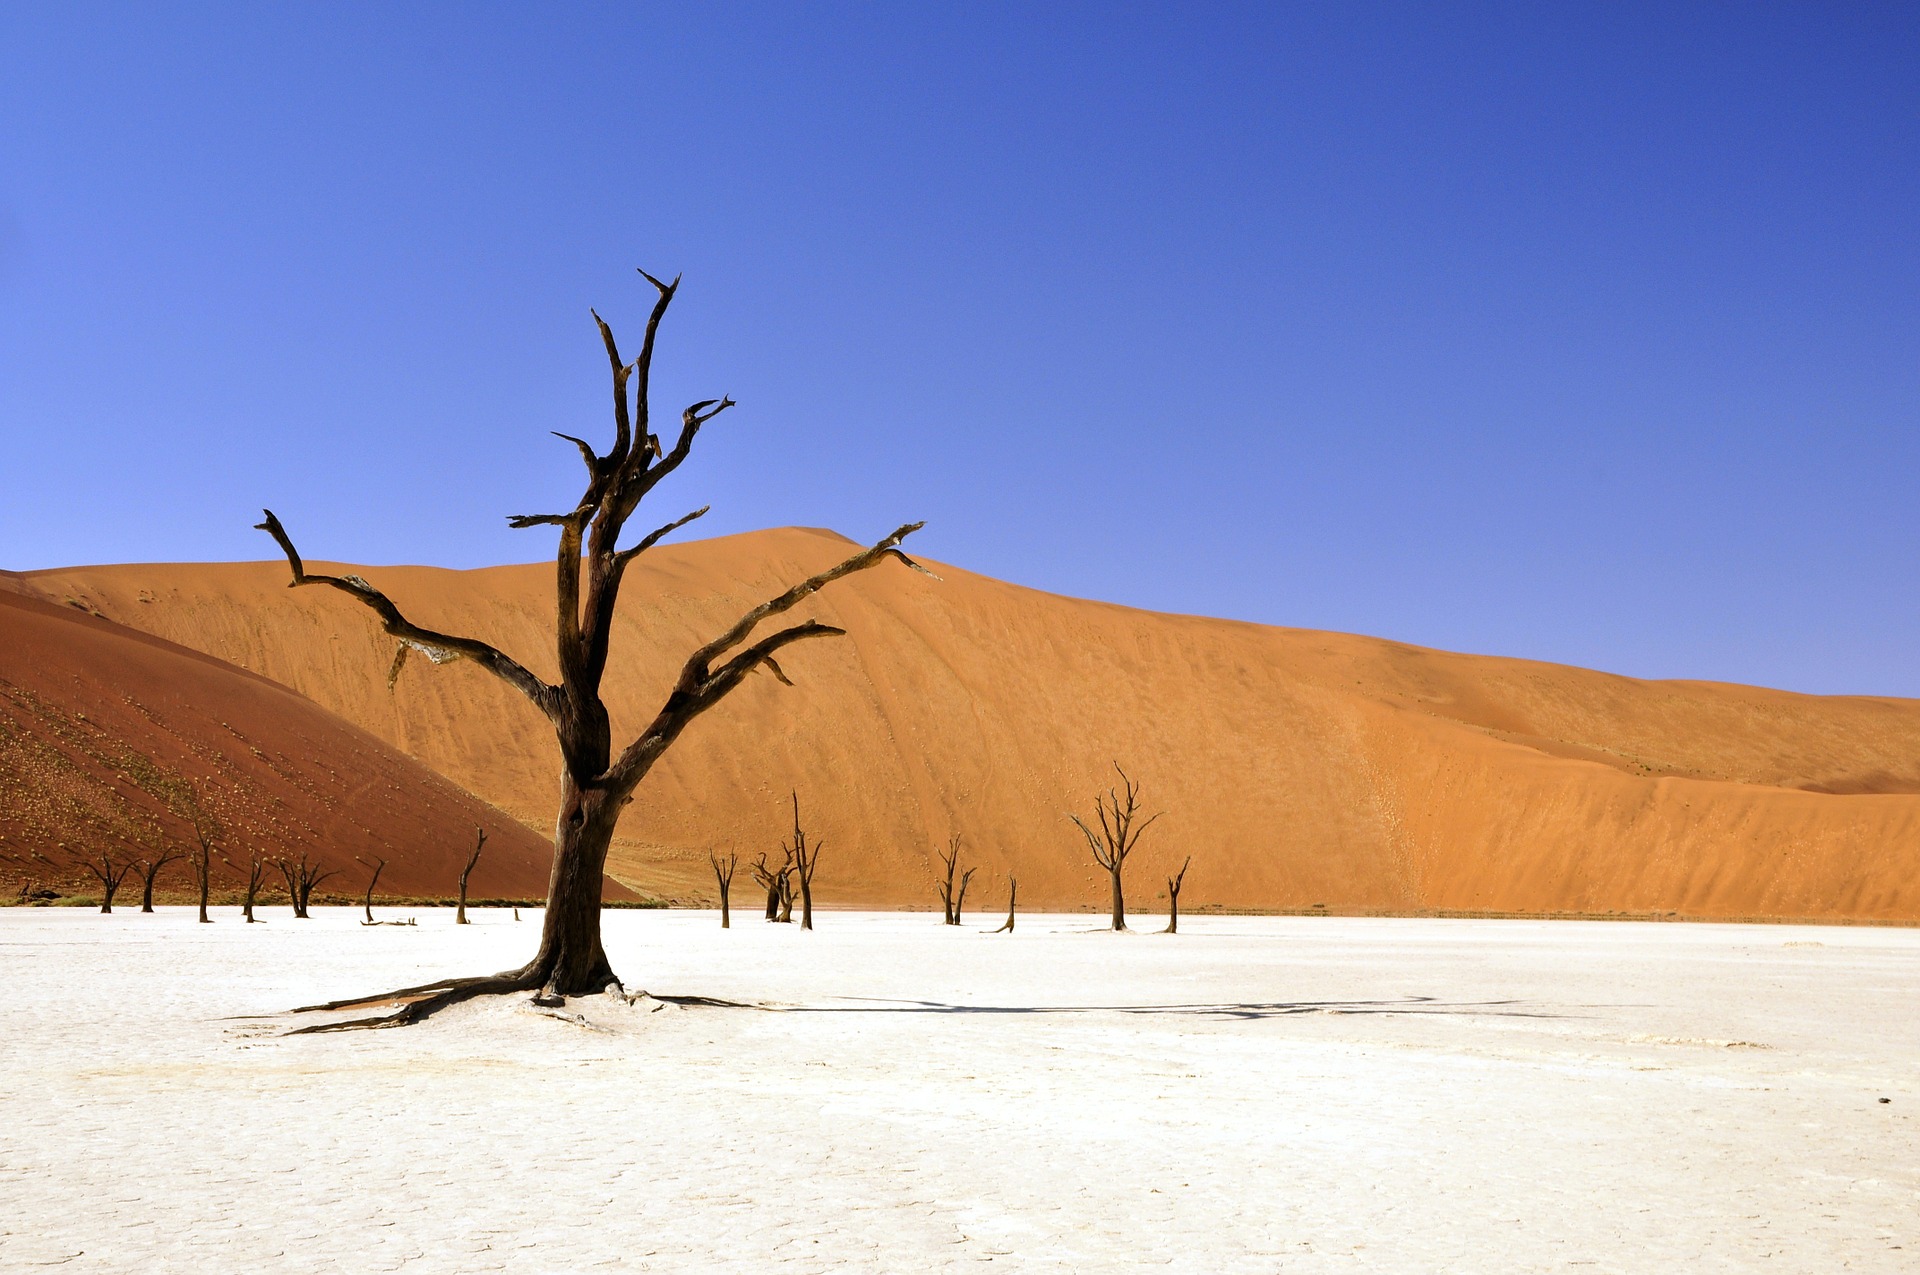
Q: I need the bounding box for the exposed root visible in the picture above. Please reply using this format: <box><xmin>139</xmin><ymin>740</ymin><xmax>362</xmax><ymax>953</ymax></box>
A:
<box><xmin>287</xmin><ymin>970</ymin><xmax>541</xmax><ymax>1034</ymax></box>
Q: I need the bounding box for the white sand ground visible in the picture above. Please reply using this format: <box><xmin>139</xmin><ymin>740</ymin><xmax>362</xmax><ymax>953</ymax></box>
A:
<box><xmin>0</xmin><ymin>908</ymin><xmax>1914</xmax><ymax>1273</ymax></box>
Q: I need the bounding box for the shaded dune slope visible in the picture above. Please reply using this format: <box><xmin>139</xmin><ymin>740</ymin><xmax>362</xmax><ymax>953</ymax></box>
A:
<box><xmin>18</xmin><ymin>530</ymin><xmax>1920</xmax><ymax>920</ymax></box>
<box><xmin>0</xmin><ymin>586</ymin><xmax>571</xmax><ymax>902</ymax></box>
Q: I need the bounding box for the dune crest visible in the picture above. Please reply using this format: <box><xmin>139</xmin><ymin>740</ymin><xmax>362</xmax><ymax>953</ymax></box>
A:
<box><xmin>18</xmin><ymin>528</ymin><xmax>1920</xmax><ymax>919</ymax></box>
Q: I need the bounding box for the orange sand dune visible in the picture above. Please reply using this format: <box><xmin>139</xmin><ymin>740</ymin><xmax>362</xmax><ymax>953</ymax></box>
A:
<box><xmin>0</xmin><ymin>585</ymin><xmax>584</xmax><ymax>903</ymax></box>
<box><xmin>18</xmin><ymin>529</ymin><xmax>1920</xmax><ymax>919</ymax></box>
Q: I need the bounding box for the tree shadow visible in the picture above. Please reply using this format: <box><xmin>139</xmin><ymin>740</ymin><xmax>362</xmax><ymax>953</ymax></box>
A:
<box><xmin>650</xmin><ymin>994</ymin><xmax>1569</xmax><ymax>1021</ymax></box>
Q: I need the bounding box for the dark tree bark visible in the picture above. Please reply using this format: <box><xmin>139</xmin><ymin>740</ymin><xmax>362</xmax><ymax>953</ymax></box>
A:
<box><xmin>277</xmin><ymin>853</ymin><xmax>336</xmax><ymax>919</ymax></box>
<box><xmin>243</xmin><ymin>854</ymin><xmax>267</xmax><ymax>922</ymax></box>
<box><xmin>992</xmin><ymin>875</ymin><xmax>1018</xmax><ymax>933</ymax></box>
<box><xmin>456</xmin><ymin>828</ymin><xmax>487</xmax><ymax>924</ymax></box>
<box><xmin>179</xmin><ymin>791</ymin><xmax>221</xmax><ymax>924</ymax></box>
<box><xmin>786</xmin><ymin>792</ymin><xmax>821</xmax><ymax>931</ymax></box>
<box><xmin>751</xmin><ymin>852</ymin><xmax>782</xmax><ymax>921</ymax></box>
<box><xmin>361</xmin><ymin>857</ymin><xmax>386</xmax><ymax>924</ymax></box>
<box><xmin>1070</xmin><ymin>763</ymin><xmax>1163</xmax><ymax>932</ymax></box>
<box><xmin>259</xmin><ymin>271</ymin><xmax>926</xmax><ymax>1030</ymax></box>
<box><xmin>1163</xmin><ymin>855</ymin><xmax>1192</xmax><ymax>934</ymax></box>
<box><xmin>137</xmin><ymin>848</ymin><xmax>181</xmax><ymax>913</ymax></box>
<box><xmin>710</xmin><ymin>849</ymin><xmax>736</xmax><ymax>928</ymax></box>
<box><xmin>85</xmin><ymin>853</ymin><xmax>134</xmax><ymax>913</ymax></box>
<box><xmin>935</xmin><ymin>835</ymin><xmax>977</xmax><ymax>925</ymax></box>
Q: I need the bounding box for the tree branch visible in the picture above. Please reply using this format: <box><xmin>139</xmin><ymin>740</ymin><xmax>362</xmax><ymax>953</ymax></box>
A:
<box><xmin>254</xmin><ymin>509</ymin><xmax>557</xmax><ymax>715</ymax></box>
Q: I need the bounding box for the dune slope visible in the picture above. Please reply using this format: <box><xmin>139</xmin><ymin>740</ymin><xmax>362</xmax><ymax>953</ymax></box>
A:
<box><xmin>18</xmin><ymin>529</ymin><xmax>1920</xmax><ymax>919</ymax></box>
<box><xmin>0</xmin><ymin>586</ymin><xmax>571</xmax><ymax>903</ymax></box>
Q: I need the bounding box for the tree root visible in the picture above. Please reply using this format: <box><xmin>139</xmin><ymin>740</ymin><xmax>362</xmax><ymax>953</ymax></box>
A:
<box><xmin>287</xmin><ymin>970</ymin><xmax>542</xmax><ymax>1033</ymax></box>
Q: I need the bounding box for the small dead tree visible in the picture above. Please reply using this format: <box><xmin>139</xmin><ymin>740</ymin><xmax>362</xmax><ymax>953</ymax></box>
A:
<box><xmin>360</xmin><ymin>857</ymin><xmax>387</xmax><ymax>924</ymax></box>
<box><xmin>455</xmin><ymin>827</ymin><xmax>488</xmax><ymax>924</ymax></box>
<box><xmin>256</xmin><ymin>271</ymin><xmax>927</xmax><ymax>1028</ymax></box>
<box><xmin>1163</xmin><ymin>855</ymin><xmax>1192</xmax><ymax>934</ymax></box>
<box><xmin>1070</xmin><ymin>763</ymin><xmax>1162</xmax><ymax>932</ymax></box>
<box><xmin>992</xmin><ymin>874</ymin><xmax>1018</xmax><ymax>933</ymax></box>
<box><xmin>85</xmin><ymin>852</ymin><xmax>135</xmax><ymax>913</ymax></box>
<box><xmin>186</xmin><ymin>822</ymin><xmax>217</xmax><ymax>924</ymax></box>
<box><xmin>243</xmin><ymin>853</ymin><xmax>268</xmax><ymax>922</ymax></box>
<box><xmin>935</xmin><ymin>835</ymin><xmax>976</xmax><ymax>925</ymax></box>
<box><xmin>785</xmin><ymin>792</ymin><xmax>821</xmax><ymax>931</ymax></box>
<box><xmin>137</xmin><ymin>846</ymin><xmax>182</xmax><ymax>913</ymax></box>
<box><xmin>750</xmin><ymin>852</ymin><xmax>782</xmax><ymax>921</ymax></box>
<box><xmin>710</xmin><ymin>849</ymin><xmax>736</xmax><ymax>928</ymax></box>
<box><xmin>277</xmin><ymin>853</ymin><xmax>336</xmax><ymax>919</ymax></box>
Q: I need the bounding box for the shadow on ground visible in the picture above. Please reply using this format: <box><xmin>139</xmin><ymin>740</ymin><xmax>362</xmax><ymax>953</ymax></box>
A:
<box><xmin>651</xmin><ymin>994</ymin><xmax>1570</xmax><ymax>1021</ymax></box>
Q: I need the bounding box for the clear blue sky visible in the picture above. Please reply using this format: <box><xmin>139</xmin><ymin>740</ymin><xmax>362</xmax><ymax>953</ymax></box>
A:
<box><xmin>2</xmin><ymin>3</ymin><xmax>1915</xmax><ymax>695</ymax></box>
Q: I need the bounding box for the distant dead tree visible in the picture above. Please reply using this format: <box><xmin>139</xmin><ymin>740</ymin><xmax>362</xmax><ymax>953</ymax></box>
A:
<box><xmin>360</xmin><ymin>857</ymin><xmax>387</xmax><ymax>924</ymax></box>
<box><xmin>992</xmin><ymin>875</ymin><xmax>1017</xmax><ymax>934</ymax></box>
<box><xmin>136</xmin><ymin>844</ymin><xmax>182</xmax><ymax>913</ymax></box>
<box><xmin>934</xmin><ymin>835</ymin><xmax>976</xmax><ymax>925</ymax></box>
<box><xmin>752</xmin><ymin>849</ymin><xmax>797</xmax><ymax>923</ymax></box>
<box><xmin>1162</xmin><ymin>855</ymin><xmax>1192</xmax><ymax>934</ymax></box>
<box><xmin>256</xmin><ymin>270</ymin><xmax>926</xmax><ymax>1028</ymax></box>
<box><xmin>455</xmin><ymin>828</ymin><xmax>488</xmax><ymax>925</ymax></box>
<box><xmin>243</xmin><ymin>853</ymin><xmax>268</xmax><ymax>922</ymax></box>
<box><xmin>710</xmin><ymin>849</ymin><xmax>737</xmax><ymax>928</ymax></box>
<box><xmin>277</xmin><ymin>853</ymin><xmax>336</xmax><ymax>919</ymax></box>
<box><xmin>183</xmin><ymin>803</ymin><xmax>220</xmax><ymax>925</ymax></box>
<box><xmin>85</xmin><ymin>852</ymin><xmax>134</xmax><ymax>913</ymax></box>
<box><xmin>1070</xmin><ymin>763</ymin><xmax>1162</xmax><ymax>932</ymax></box>
<box><xmin>785</xmin><ymin>792</ymin><xmax>821</xmax><ymax>931</ymax></box>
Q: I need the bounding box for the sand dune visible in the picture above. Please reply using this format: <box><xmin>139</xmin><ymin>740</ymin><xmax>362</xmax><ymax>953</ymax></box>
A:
<box><xmin>0</xmin><ymin>585</ymin><xmax>573</xmax><ymax>903</ymax></box>
<box><xmin>16</xmin><ymin>529</ymin><xmax>1920</xmax><ymax>919</ymax></box>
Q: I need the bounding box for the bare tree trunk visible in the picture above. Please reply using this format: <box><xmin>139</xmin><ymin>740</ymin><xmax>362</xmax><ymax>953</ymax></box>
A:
<box><xmin>138</xmin><ymin>850</ymin><xmax>180</xmax><ymax>913</ymax></box>
<box><xmin>521</xmin><ymin>782</ymin><xmax>621</xmax><ymax>1001</ymax></box>
<box><xmin>87</xmin><ymin>853</ymin><xmax>133</xmax><ymax>913</ymax></box>
<box><xmin>457</xmin><ymin>827</ymin><xmax>488</xmax><ymax>924</ymax></box>
<box><xmin>992</xmin><ymin>876</ymin><xmax>1017</xmax><ymax>933</ymax></box>
<box><xmin>710</xmin><ymin>850</ymin><xmax>736</xmax><ymax>928</ymax></box>
<box><xmin>244</xmin><ymin>854</ymin><xmax>266</xmax><ymax>922</ymax></box>
<box><xmin>193</xmin><ymin>841</ymin><xmax>211</xmax><ymax>923</ymax></box>
<box><xmin>361</xmin><ymin>857</ymin><xmax>386</xmax><ymax>924</ymax></box>
<box><xmin>1163</xmin><ymin>856</ymin><xmax>1191</xmax><ymax>934</ymax></box>
<box><xmin>1072</xmin><ymin>764</ymin><xmax>1162</xmax><ymax>934</ymax></box>
<box><xmin>787</xmin><ymin>792</ymin><xmax>821</xmax><ymax>931</ymax></box>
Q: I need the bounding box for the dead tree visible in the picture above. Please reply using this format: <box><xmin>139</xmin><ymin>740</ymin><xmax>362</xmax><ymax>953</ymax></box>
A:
<box><xmin>456</xmin><ymin>827</ymin><xmax>487</xmax><ymax>924</ymax></box>
<box><xmin>710</xmin><ymin>850</ymin><xmax>736</xmax><ymax>928</ymax></box>
<box><xmin>185</xmin><ymin>816</ymin><xmax>218</xmax><ymax>924</ymax></box>
<box><xmin>1070</xmin><ymin>763</ymin><xmax>1162</xmax><ymax>932</ymax></box>
<box><xmin>786</xmin><ymin>792</ymin><xmax>821</xmax><ymax>931</ymax></box>
<box><xmin>992</xmin><ymin>875</ymin><xmax>1017</xmax><ymax>933</ymax></box>
<box><xmin>137</xmin><ymin>846</ymin><xmax>182</xmax><ymax>913</ymax></box>
<box><xmin>85</xmin><ymin>852</ymin><xmax>134</xmax><ymax>913</ymax></box>
<box><xmin>257</xmin><ymin>271</ymin><xmax>926</xmax><ymax>1029</ymax></box>
<box><xmin>360</xmin><ymin>857</ymin><xmax>386</xmax><ymax>924</ymax></box>
<box><xmin>935</xmin><ymin>835</ymin><xmax>976</xmax><ymax>925</ymax></box>
<box><xmin>750</xmin><ymin>852</ymin><xmax>783</xmax><ymax>921</ymax></box>
<box><xmin>1163</xmin><ymin>855</ymin><xmax>1192</xmax><ymax>934</ymax></box>
<box><xmin>243</xmin><ymin>853</ymin><xmax>268</xmax><ymax>922</ymax></box>
<box><xmin>277</xmin><ymin>853</ymin><xmax>336</xmax><ymax>919</ymax></box>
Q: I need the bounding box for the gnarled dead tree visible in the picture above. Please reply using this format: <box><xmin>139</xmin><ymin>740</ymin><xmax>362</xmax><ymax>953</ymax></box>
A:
<box><xmin>85</xmin><ymin>852</ymin><xmax>134</xmax><ymax>913</ymax></box>
<box><xmin>277</xmin><ymin>853</ymin><xmax>335</xmax><ymax>919</ymax></box>
<box><xmin>992</xmin><ymin>875</ymin><xmax>1017</xmax><ymax>933</ymax></box>
<box><xmin>259</xmin><ymin>271</ymin><xmax>925</xmax><ymax>1029</ymax></box>
<box><xmin>456</xmin><ymin>828</ymin><xmax>487</xmax><ymax>924</ymax></box>
<box><xmin>786</xmin><ymin>792</ymin><xmax>821</xmax><ymax>931</ymax></box>
<box><xmin>710</xmin><ymin>849</ymin><xmax>736</xmax><ymax>928</ymax></box>
<box><xmin>1071</xmin><ymin>763</ymin><xmax>1162</xmax><ymax>932</ymax></box>
<box><xmin>1163</xmin><ymin>855</ymin><xmax>1191</xmax><ymax>934</ymax></box>
<box><xmin>360</xmin><ymin>857</ymin><xmax>386</xmax><ymax>925</ymax></box>
<box><xmin>185</xmin><ymin>805</ymin><xmax>218</xmax><ymax>924</ymax></box>
<box><xmin>935</xmin><ymin>835</ymin><xmax>975</xmax><ymax>925</ymax></box>
<box><xmin>137</xmin><ymin>845</ymin><xmax>182</xmax><ymax>913</ymax></box>
<box><xmin>243</xmin><ymin>853</ymin><xmax>268</xmax><ymax>923</ymax></box>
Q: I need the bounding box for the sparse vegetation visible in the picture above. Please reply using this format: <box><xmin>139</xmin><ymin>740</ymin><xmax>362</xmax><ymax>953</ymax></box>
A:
<box><xmin>1071</xmin><ymin>763</ymin><xmax>1162</xmax><ymax>932</ymax></box>
<box><xmin>935</xmin><ymin>835</ymin><xmax>975</xmax><ymax>925</ymax></box>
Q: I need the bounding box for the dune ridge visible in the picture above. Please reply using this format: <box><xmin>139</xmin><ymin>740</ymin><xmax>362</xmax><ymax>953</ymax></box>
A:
<box><xmin>16</xmin><ymin>528</ymin><xmax>1920</xmax><ymax>919</ymax></box>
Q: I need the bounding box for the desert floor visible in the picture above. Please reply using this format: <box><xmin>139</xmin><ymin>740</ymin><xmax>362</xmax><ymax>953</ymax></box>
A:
<box><xmin>1</xmin><ymin>908</ymin><xmax>1914</xmax><ymax>1272</ymax></box>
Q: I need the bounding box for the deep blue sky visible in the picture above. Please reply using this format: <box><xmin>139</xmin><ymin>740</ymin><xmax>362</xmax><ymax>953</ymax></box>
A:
<box><xmin>2</xmin><ymin>4</ymin><xmax>1915</xmax><ymax>695</ymax></box>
